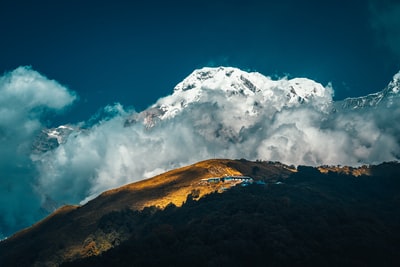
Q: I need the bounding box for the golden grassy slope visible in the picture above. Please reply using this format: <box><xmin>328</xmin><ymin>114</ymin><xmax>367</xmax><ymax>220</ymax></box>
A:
<box><xmin>318</xmin><ymin>165</ymin><xmax>371</xmax><ymax>177</ymax></box>
<box><xmin>0</xmin><ymin>159</ymin><xmax>293</xmax><ymax>266</ymax></box>
<box><xmin>1</xmin><ymin>158</ymin><xmax>382</xmax><ymax>266</ymax></box>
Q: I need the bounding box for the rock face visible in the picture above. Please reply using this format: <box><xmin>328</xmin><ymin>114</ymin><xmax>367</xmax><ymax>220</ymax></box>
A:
<box><xmin>31</xmin><ymin>125</ymin><xmax>76</xmax><ymax>154</ymax></box>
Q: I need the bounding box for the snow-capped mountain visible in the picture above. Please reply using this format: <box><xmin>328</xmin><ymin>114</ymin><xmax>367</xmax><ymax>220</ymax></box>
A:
<box><xmin>29</xmin><ymin>66</ymin><xmax>400</xmax><ymax>225</ymax></box>
<box><xmin>336</xmin><ymin>71</ymin><xmax>400</xmax><ymax>110</ymax></box>
<box><xmin>35</xmin><ymin>67</ymin><xmax>400</xmax><ymax>158</ymax></box>
<box><xmin>32</xmin><ymin>125</ymin><xmax>76</xmax><ymax>154</ymax></box>
<box><xmin>125</xmin><ymin>67</ymin><xmax>333</xmax><ymax>127</ymax></box>
<box><xmin>155</xmin><ymin>67</ymin><xmax>333</xmax><ymax>117</ymax></box>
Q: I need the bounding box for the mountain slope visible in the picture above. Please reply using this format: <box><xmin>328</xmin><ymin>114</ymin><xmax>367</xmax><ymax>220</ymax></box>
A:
<box><xmin>16</xmin><ymin>67</ymin><xmax>400</xmax><ymax>265</ymax></box>
<box><xmin>0</xmin><ymin>159</ymin><xmax>294</xmax><ymax>266</ymax></box>
<box><xmin>67</xmin><ymin>162</ymin><xmax>400</xmax><ymax>267</ymax></box>
<box><xmin>1</xmin><ymin>159</ymin><xmax>399</xmax><ymax>266</ymax></box>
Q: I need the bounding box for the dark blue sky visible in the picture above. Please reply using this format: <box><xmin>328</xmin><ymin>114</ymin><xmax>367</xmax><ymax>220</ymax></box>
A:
<box><xmin>1</xmin><ymin>0</ymin><xmax>399</xmax><ymax>125</ymax></box>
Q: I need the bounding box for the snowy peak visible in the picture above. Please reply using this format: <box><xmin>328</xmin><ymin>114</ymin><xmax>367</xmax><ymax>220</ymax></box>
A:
<box><xmin>46</xmin><ymin>125</ymin><xmax>75</xmax><ymax>144</ymax></box>
<box><xmin>173</xmin><ymin>67</ymin><xmax>263</xmax><ymax>94</ymax></box>
<box><xmin>387</xmin><ymin>71</ymin><xmax>400</xmax><ymax>94</ymax></box>
<box><xmin>286</xmin><ymin>78</ymin><xmax>329</xmax><ymax>101</ymax></box>
<box><xmin>151</xmin><ymin>67</ymin><xmax>332</xmax><ymax>121</ymax></box>
<box><xmin>337</xmin><ymin>71</ymin><xmax>400</xmax><ymax>110</ymax></box>
<box><xmin>32</xmin><ymin>125</ymin><xmax>76</xmax><ymax>154</ymax></box>
<box><xmin>173</xmin><ymin>67</ymin><xmax>328</xmax><ymax>98</ymax></box>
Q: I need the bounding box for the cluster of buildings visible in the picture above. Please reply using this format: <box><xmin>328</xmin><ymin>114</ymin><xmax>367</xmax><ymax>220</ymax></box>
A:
<box><xmin>200</xmin><ymin>175</ymin><xmax>266</xmax><ymax>186</ymax></box>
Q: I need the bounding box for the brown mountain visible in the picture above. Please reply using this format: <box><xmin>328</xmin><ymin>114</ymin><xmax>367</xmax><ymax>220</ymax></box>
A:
<box><xmin>0</xmin><ymin>159</ymin><xmax>296</xmax><ymax>266</ymax></box>
<box><xmin>2</xmin><ymin>159</ymin><xmax>400</xmax><ymax>267</ymax></box>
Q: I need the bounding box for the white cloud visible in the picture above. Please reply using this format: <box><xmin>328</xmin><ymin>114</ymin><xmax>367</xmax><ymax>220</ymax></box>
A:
<box><xmin>34</xmin><ymin>68</ymin><xmax>400</xmax><ymax>213</ymax></box>
<box><xmin>0</xmin><ymin>66</ymin><xmax>76</xmax><ymax>239</ymax></box>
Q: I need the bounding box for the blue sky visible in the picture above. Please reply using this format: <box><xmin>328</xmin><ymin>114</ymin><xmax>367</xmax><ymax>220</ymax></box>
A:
<box><xmin>1</xmin><ymin>0</ymin><xmax>399</xmax><ymax>125</ymax></box>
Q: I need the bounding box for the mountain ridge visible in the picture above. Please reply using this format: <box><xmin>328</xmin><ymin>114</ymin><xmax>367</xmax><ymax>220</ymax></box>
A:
<box><xmin>0</xmin><ymin>159</ymin><xmax>293</xmax><ymax>266</ymax></box>
<box><xmin>1</xmin><ymin>158</ymin><xmax>398</xmax><ymax>266</ymax></box>
<box><xmin>336</xmin><ymin>71</ymin><xmax>400</xmax><ymax>110</ymax></box>
<box><xmin>126</xmin><ymin>66</ymin><xmax>333</xmax><ymax>127</ymax></box>
<box><xmin>39</xmin><ymin>67</ymin><xmax>400</xmax><ymax>151</ymax></box>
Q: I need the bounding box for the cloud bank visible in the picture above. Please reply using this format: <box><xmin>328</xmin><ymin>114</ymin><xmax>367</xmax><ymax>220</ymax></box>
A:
<box><xmin>0</xmin><ymin>67</ymin><xmax>76</xmax><ymax>239</ymax></box>
<box><xmin>1</xmin><ymin>66</ymin><xmax>400</xmax><ymax>239</ymax></box>
<box><xmin>34</xmin><ymin>67</ymin><xmax>400</xmax><ymax>208</ymax></box>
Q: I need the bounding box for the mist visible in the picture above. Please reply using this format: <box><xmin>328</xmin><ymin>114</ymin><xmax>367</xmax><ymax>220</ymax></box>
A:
<box><xmin>0</xmin><ymin>67</ymin><xmax>76</xmax><ymax>239</ymax></box>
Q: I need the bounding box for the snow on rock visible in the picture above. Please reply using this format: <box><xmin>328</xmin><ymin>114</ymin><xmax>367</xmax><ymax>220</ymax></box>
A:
<box><xmin>336</xmin><ymin>71</ymin><xmax>400</xmax><ymax>110</ymax></box>
<box><xmin>152</xmin><ymin>67</ymin><xmax>333</xmax><ymax>122</ymax></box>
<box><xmin>388</xmin><ymin>71</ymin><xmax>400</xmax><ymax>94</ymax></box>
<box><xmin>31</xmin><ymin>125</ymin><xmax>77</xmax><ymax>155</ymax></box>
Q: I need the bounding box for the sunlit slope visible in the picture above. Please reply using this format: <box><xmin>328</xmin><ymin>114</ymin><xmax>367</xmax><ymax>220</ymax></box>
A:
<box><xmin>0</xmin><ymin>159</ymin><xmax>293</xmax><ymax>266</ymax></box>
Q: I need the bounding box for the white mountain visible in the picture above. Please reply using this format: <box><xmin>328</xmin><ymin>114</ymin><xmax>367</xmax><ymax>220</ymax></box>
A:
<box><xmin>31</xmin><ymin>66</ymin><xmax>400</xmax><ymax>213</ymax></box>
<box><xmin>336</xmin><ymin>71</ymin><xmax>400</xmax><ymax>110</ymax></box>
<box><xmin>126</xmin><ymin>66</ymin><xmax>333</xmax><ymax>127</ymax></box>
<box><xmin>37</xmin><ymin>67</ymin><xmax>400</xmax><ymax>151</ymax></box>
<box><xmin>160</xmin><ymin>67</ymin><xmax>332</xmax><ymax>116</ymax></box>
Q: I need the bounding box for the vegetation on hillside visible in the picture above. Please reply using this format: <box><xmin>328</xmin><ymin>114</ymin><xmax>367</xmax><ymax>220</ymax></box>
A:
<box><xmin>63</xmin><ymin>163</ymin><xmax>400</xmax><ymax>267</ymax></box>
